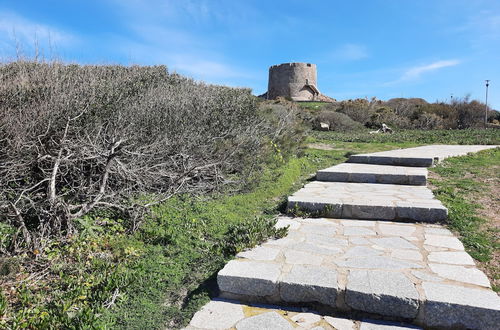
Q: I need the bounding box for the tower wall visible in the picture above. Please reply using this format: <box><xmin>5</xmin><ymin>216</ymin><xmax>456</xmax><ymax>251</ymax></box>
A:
<box><xmin>267</xmin><ymin>62</ymin><xmax>319</xmax><ymax>101</ymax></box>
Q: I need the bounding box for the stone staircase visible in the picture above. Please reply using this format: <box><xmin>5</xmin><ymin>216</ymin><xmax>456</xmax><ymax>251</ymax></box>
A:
<box><xmin>186</xmin><ymin>145</ymin><xmax>500</xmax><ymax>330</ymax></box>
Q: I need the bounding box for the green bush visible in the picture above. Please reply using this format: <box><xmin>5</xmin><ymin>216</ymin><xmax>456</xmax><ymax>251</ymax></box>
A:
<box><xmin>337</xmin><ymin>98</ymin><xmax>374</xmax><ymax>125</ymax></box>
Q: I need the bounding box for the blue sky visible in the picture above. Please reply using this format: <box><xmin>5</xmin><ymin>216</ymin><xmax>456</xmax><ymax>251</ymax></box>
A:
<box><xmin>1</xmin><ymin>0</ymin><xmax>499</xmax><ymax>109</ymax></box>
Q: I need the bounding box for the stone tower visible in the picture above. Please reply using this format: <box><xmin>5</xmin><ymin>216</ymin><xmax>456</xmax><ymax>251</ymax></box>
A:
<box><xmin>267</xmin><ymin>62</ymin><xmax>320</xmax><ymax>101</ymax></box>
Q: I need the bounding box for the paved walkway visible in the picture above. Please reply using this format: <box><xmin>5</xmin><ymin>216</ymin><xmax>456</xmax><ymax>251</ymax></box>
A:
<box><xmin>186</xmin><ymin>145</ymin><xmax>500</xmax><ymax>329</ymax></box>
<box><xmin>348</xmin><ymin>145</ymin><xmax>496</xmax><ymax>167</ymax></box>
<box><xmin>185</xmin><ymin>299</ymin><xmax>421</xmax><ymax>330</ymax></box>
<box><xmin>287</xmin><ymin>182</ymin><xmax>446</xmax><ymax>222</ymax></box>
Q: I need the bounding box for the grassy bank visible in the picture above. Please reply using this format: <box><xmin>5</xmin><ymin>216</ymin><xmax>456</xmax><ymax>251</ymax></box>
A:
<box><xmin>429</xmin><ymin>148</ymin><xmax>500</xmax><ymax>291</ymax></box>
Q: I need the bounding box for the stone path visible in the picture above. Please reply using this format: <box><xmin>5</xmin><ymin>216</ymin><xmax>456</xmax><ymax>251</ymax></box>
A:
<box><xmin>287</xmin><ymin>182</ymin><xmax>446</xmax><ymax>222</ymax></box>
<box><xmin>186</xmin><ymin>145</ymin><xmax>500</xmax><ymax>329</ymax></box>
<box><xmin>347</xmin><ymin>145</ymin><xmax>496</xmax><ymax>167</ymax></box>
<box><xmin>317</xmin><ymin>163</ymin><xmax>427</xmax><ymax>185</ymax></box>
<box><xmin>185</xmin><ymin>299</ymin><xmax>421</xmax><ymax>330</ymax></box>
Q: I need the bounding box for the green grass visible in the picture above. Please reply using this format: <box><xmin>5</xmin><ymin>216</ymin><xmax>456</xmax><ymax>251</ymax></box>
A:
<box><xmin>429</xmin><ymin>148</ymin><xmax>500</xmax><ymax>291</ymax></box>
<box><xmin>311</xmin><ymin>128</ymin><xmax>500</xmax><ymax>145</ymax></box>
<box><xmin>297</xmin><ymin>101</ymin><xmax>331</xmax><ymax>111</ymax></box>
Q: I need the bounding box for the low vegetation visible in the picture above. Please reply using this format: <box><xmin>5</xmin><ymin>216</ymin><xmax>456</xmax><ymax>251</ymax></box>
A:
<box><xmin>299</xmin><ymin>97</ymin><xmax>500</xmax><ymax>131</ymax></box>
<box><xmin>309</xmin><ymin>128</ymin><xmax>500</xmax><ymax>145</ymax></box>
<box><xmin>429</xmin><ymin>148</ymin><xmax>500</xmax><ymax>291</ymax></box>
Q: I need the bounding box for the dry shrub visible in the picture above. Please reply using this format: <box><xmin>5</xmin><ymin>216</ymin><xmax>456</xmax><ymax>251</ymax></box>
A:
<box><xmin>368</xmin><ymin>106</ymin><xmax>412</xmax><ymax>129</ymax></box>
<box><xmin>314</xmin><ymin>111</ymin><xmax>364</xmax><ymax>131</ymax></box>
<box><xmin>0</xmin><ymin>60</ymin><xmax>300</xmax><ymax>251</ymax></box>
<box><xmin>309</xmin><ymin>96</ymin><xmax>491</xmax><ymax>131</ymax></box>
<box><xmin>451</xmin><ymin>96</ymin><xmax>486</xmax><ymax>128</ymax></box>
<box><xmin>337</xmin><ymin>98</ymin><xmax>375</xmax><ymax>125</ymax></box>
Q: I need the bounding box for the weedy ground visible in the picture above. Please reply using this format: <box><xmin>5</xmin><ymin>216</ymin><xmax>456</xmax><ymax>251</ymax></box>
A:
<box><xmin>1</xmin><ymin>129</ymin><xmax>499</xmax><ymax>329</ymax></box>
<box><xmin>429</xmin><ymin>148</ymin><xmax>500</xmax><ymax>291</ymax></box>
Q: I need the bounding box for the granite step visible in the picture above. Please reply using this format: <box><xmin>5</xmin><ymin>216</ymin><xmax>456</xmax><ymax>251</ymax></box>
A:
<box><xmin>185</xmin><ymin>298</ymin><xmax>422</xmax><ymax>329</ymax></box>
<box><xmin>287</xmin><ymin>182</ymin><xmax>447</xmax><ymax>222</ymax></box>
<box><xmin>348</xmin><ymin>145</ymin><xmax>497</xmax><ymax>167</ymax></box>
<box><xmin>216</xmin><ymin>217</ymin><xmax>500</xmax><ymax>329</ymax></box>
<box><xmin>316</xmin><ymin>163</ymin><xmax>427</xmax><ymax>185</ymax></box>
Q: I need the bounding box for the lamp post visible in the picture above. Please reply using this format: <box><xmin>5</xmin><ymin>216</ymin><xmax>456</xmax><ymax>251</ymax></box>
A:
<box><xmin>485</xmin><ymin>80</ymin><xmax>490</xmax><ymax>126</ymax></box>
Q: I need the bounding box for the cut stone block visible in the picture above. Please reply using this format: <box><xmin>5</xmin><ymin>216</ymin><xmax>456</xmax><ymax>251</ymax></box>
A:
<box><xmin>284</xmin><ymin>250</ymin><xmax>323</xmax><ymax>265</ymax></box>
<box><xmin>236</xmin><ymin>312</ymin><xmax>293</xmax><ymax>330</ymax></box>
<box><xmin>317</xmin><ymin>163</ymin><xmax>427</xmax><ymax>185</ymax></box>
<box><xmin>423</xmin><ymin>282</ymin><xmax>500</xmax><ymax>329</ymax></box>
<box><xmin>345</xmin><ymin>270</ymin><xmax>420</xmax><ymax>319</ymax></box>
<box><xmin>350</xmin><ymin>237</ymin><xmax>371</xmax><ymax>245</ymax></box>
<box><xmin>390</xmin><ymin>249</ymin><xmax>423</xmax><ymax>261</ymax></box>
<box><xmin>344</xmin><ymin>246</ymin><xmax>383</xmax><ymax>258</ymax></box>
<box><xmin>188</xmin><ymin>299</ymin><xmax>245</xmax><ymax>329</ymax></box>
<box><xmin>344</xmin><ymin>226</ymin><xmax>377</xmax><ymax>236</ymax></box>
<box><xmin>428</xmin><ymin>263</ymin><xmax>490</xmax><ymax>287</ymax></box>
<box><xmin>218</xmin><ymin>260</ymin><xmax>281</xmax><ymax>297</ymax></box>
<box><xmin>411</xmin><ymin>271</ymin><xmax>443</xmax><ymax>282</ymax></box>
<box><xmin>300</xmin><ymin>223</ymin><xmax>338</xmax><ymax>236</ymax></box>
<box><xmin>237</xmin><ymin>246</ymin><xmax>281</xmax><ymax>261</ymax></box>
<box><xmin>359</xmin><ymin>319</ymin><xmax>422</xmax><ymax>329</ymax></box>
<box><xmin>336</xmin><ymin>256</ymin><xmax>423</xmax><ymax>270</ymax></box>
<box><xmin>378</xmin><ymin>224</ymin><xmax>416</xmax><ymax>236</ymax></box>
<box><xmin>287</xmin><ymin>182</ymin><xmax>447</xmax><ymax>222</ymax></box>
<box><xmin>423</xmin><ymin>226</ymin><xmax>453</xmax><ymax>236</ymax></box>
<box><xmin>370</xmin><ymin>237</ymin><xmax>418</xmax><ymax>250</ymax></box>
<box><xmin>324</xmin><ymin>316</ymin><xmax>356</xmax><ymax>329</ymax></box>
<box><xmin>348</xmin><ymin>145</ymin><xmax>497</xmax><ymax>167</ymax></box>
<box><xmin>424</xmin><ymin>234</ymin><xmax>464</xmax><ymax>250</ymax></box>
<box><xmin>289</xmin><ymin>241</ymin><xmax>343</xmax><ymax>256</ymax></box>
<box><xmin>280</xmin><ymin>265</ymin><xmax>338</xmax><ymax>306</ymax></box>
<box><xmin>290</xmin><ymin>312</ymin><xmax>321</xmax><ymax>327</ymax></box>
<box><xmin>341</xmin><ymin>219</ymin><xmax>376</xmax><ymax>226</ymax></box>
<box><xmin>427</xmin><ymin>251</ymin><xmax>475</xmax><ymax>265</ymax></box>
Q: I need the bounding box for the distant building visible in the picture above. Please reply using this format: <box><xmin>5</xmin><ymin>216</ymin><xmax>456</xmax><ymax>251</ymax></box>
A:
<box><xmin>262</xmin><ymin>62</ymin><xmax>333</xmax><ymax>102</ymax></box>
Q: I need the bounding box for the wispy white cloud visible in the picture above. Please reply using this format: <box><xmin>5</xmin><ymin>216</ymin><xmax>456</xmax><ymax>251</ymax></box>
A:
<box><xmin>104</xmin><ymin>0</ymin><xmax>260</xmax><ymax>82</ymax></box>
<box><xmin>170</xmin><ymin>56</ymin><xmax>256</xmax><ymax>80</ymax></box>
<box><xmin>0</xmin><ymin>11</ymin><xmax>76</xmax><ymax>54</ymax></box>
<box><xmin>109</xmin><ymin>0</ymin><xmax>259</xmax><ymax>27</ymax></box>
<box><xmin>383</xmin><ymin>59</ymin><xmax>461</xmax><ymax>85</ymax></box>
<box><xmin>330</xmin><ymin>44</ymin><xmax>369</xmax><ymax>61</ymax></box>
<box><xmin>115</xmin><ymin>38</ymin><xmax>258</xmax><ymax>81</ymax></box>
<box><xmin>401</xmin><ymin>60</ymin><xmax>461</xmax><ymax>80</ymax></box>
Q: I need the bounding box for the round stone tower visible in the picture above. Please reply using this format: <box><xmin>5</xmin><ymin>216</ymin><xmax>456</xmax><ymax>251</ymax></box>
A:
<box><xmin>267</xmin><ymin>62</ymin><xmax>320</xmax><ymax>101</ymax></box>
